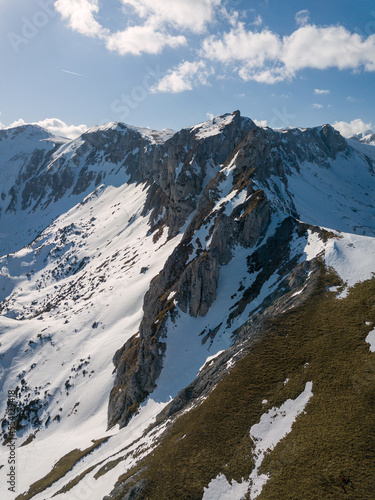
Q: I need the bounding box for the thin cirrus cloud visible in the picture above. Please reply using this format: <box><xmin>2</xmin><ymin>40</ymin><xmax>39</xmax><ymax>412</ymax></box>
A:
<box><xmin>295</xmin><ymin>9</ymin><xmax>310</xmax><ymax>27</ymax></box>
<box><xmin>54</xmin><ymin>1</ymin><xmax>375</xmax><ymax>90</ymax></box>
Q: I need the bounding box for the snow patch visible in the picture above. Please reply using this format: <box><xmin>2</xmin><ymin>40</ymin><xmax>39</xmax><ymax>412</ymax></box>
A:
<box><xmin>202</xmin><ymin>473</ymin><xmax>249</xmax><ymax>500</ymax></box>
<box><xmin>247</xmin><ymin>381</ymin><xmax>313</xmax><ymax>498</ymax></box>
<box><xmin>304</xmin><ymin>230</ymin><xmax>325</xmax><ymax>260</ymax></box>
<box><xmin>202</xmin><ymin>382</ymin><xmax>313</xmax><ymax>500</ymax></box>
<box><xmin>193</xmin><ymin>113</ymin><xmax>235</xmax><ymax>140</ymax></box>
<box><xmin>198</xmin><ymin>350</ymin><xmax>225</xmax><ymax>374</ymax></box>
<box><xmin>365</xmin><ymin>328</ymin><xmax>375</xmax><ymax>353</ymax></box>
<box><xmin>324</xmin><ymin>234</ymin><xmax>375</xmax><ymax>298</ymax></box>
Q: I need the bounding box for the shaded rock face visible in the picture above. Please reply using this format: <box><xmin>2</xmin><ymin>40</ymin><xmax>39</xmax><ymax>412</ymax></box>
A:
<box><xmin>107</xmin><ymin>130</ymin><xmax>285</xmax><ymax>429</ymax></box>
<box><xmin>140</xmin><ymin>110</ymin><xmax>256</xmax><ymax>237</ymax></box>
<box><xmin>156</xmin><ymin>231</ymin><xmax>322</xmax><ymax>426</ymax></box>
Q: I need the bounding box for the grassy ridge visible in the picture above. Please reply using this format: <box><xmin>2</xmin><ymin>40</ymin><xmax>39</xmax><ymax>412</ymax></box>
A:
<box><xmin>115</xmin><ymin>268</ymin><xmax>375</xmax><ymax>499</ymax></box>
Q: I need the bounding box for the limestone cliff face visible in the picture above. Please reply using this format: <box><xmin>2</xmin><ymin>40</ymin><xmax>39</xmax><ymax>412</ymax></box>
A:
<box><xmin>108</xmin><ymin>113</ymin><xmax>264</xmax><ymax>428</ymax></box>
<box><xmin>108</xmin><ymin>124</ymin><xmax>279</xmax><ymax>428</ymax></box>
<box><xmin>140</xmin><ymin>110</ymin><xmax>256</xmax><ymax>237</ymax></box>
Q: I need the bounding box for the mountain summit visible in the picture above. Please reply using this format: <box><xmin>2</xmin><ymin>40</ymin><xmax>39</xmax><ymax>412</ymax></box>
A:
<box><xmin>0</xmin><ymin>112</ymin><xmax>375</xmax><ymax>499</ymax></box>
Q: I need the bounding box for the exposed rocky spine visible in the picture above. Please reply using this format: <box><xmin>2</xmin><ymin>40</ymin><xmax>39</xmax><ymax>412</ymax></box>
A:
<box><xmin>107</xmin><ymin>120</ymin><xmax>351</xmax><ymax>429</ymax></box>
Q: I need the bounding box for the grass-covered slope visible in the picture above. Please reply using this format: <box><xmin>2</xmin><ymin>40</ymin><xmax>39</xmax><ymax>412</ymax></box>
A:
<box><xmin>112</xmin><ymin>267</ymin><xmax>375</xmax><ymax>499</ymax></box>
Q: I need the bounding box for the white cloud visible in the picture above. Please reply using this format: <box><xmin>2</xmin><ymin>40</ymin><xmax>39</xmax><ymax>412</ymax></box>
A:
<box><xmin>200</xmin><ymin>22</ymin><xmax>375</xmax><ymax>85</ymax></box>
<box><xmin>54</xmin><ymin>1</ymin><xmax>375</xmax><ymax>88</ymax></box>
<box><xmin>219</xmin><ymin>6</ymin><xmax>239</xmax><ymax>27</ymax></box>
<box><xmin>314</xmin><ymin>88</ymin><xmax>330</xmax><ymax>95</ymax></box>
<box><xmin>201</xmin><ymin>23</ymin><xmax>289</xmax><ymax>84</ymax></box>
<box><xmin>312</xmin><ymin>103</ymin><xmax>324</xmax><ymax>109</ymax></box>
<box><xmin>238</xmin><ymin>66</ymin><xmax>291</xmax><ymax>84</ymax></box>
<box><xmin>151</xmin><ymin>60</ymin><xmax>210</xmax><ymax>93</ymax></box>
<box><xmin>202</xmin><ymin>24</ymin><xmax>281</xmax><ymax>65</ymax></box>
<box><xmin>250</xmin><ymin>14</ymin><xmax>263</xmax><ymax>27</ymax></box>
<box><xmin>295</xmin><ymin>10</ymin><xmax>309</xmax><ymax>27</ymax></box>
<box><xmin>254</xmin><ymin>119</ymin><xmax>268</xmax><ymax>128</ymax></box>
<box><xmin>282</xmin><ymin>25</ymin><xmax>375</xmax><ymax>71</ymax></box>
<box><xmin>55</xmin><ymin>0</ymin><xmax>219</xmax><ymax>56</ymax></box>
<box><xmin>2</xmin><ymin>118</ymin><xmax>88</xmax><ymax>139</ymax></box>
<box><xmin>36</xmin><ymin>118</ymin><xmax>88</xmax><ymax>138</ymax></box>
<box><xmin>121</xmin><ymin>0</ymin><xmax>221</xmax><ymax>34</ymax></box>
<box><xmin>106</xmin><ymin>26</ymin><xmax>186</xmax><ymax>55</ymax></box>
<box><xmin>54</xmin><ymin>0</ymin><xmax>107</xmax><ymax>38</ymax></box>
<box><xmin>347</xmin><ymin>96</ymin><xmax>358</xmax><ymax>102</ymax></box>
<box><xmin>206</xmin><ymin>112</ymin><xmax>214</xmax><ymax>120</ymax></box>
<box><xmin>333</xmin><ymin>118</ymin><xmax>373</xmax><ymax>137</ymax></box>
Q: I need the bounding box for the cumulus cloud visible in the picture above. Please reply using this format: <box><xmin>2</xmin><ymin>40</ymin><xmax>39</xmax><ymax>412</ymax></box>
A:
<box><xmin>36</xmin><ymin>118</ymin><xmax>88</xmax><ymax>138</ymax></box>
<box><xmin>2</xmin><ymin>118</ymin><xmax>88</xmax><ymax>139</ymax></box>
<box><xmin>314</xmin><ymin>88</ymin><xmax>330</xmax><ymax>95</ymax></box>
<box><xmin>151</xmin><ymin>60</ymin><xmax>210</xmax><ymax>93</ymax></box>
<box><xmin>333</xmin><ymin>118</ymin><xmax>373</xmax><ymax>137</ymax></box>
<box><xmin>312</xmin><ymin>103</ymin><xmax>324</xmax><ymax>109</ymax></box>
<box><xmin>282</xmin><ymin>25</ymin><xmax>375</xmax><ymax>72</ymax></box>
<box><xmin>121</xmin><ymin>0</ymin><xmax>221</xmax><ymax>34</ymax></box>
<box><xmin>106</xmin><ymin>26</ymin><xmax>186</xmax><ymax>55</ymax></box>
<box><xmin>54</xmin><ymin>1</ymin><xmax>375</xmax><ymax>90</ymax></box>
<box><xmin>201</xmin><ymin>23</ymin><xmax>290</xmax><ymax>84</ymax></box>
<box><xmin>200</xmin><ymin>22</ymin><xmax>375</xmax><ymax>85</ymax></box>
<box><xmin>54</xmin><ymin>0</ymin><xmax>107</xmax><ymax>37</ymax></box>
<box><xmin>55</xmin><ymin>0</ymin><xmax>219</xmax><ymax>56</ymax></box>
<box><xmin>202</xmin><ymin>24</ymin><xmax>281</xmax><ymax>65</ymax></box>
<box><xmin>238</xmin><ymin>66</ymin><xmax>291</xmax><ymax>84</ymax></box>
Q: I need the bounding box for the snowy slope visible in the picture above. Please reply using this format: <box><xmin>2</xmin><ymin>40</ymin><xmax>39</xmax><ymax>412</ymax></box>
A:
<box><xmin>0</xmin><ymin>180</ymin><xmax>183</xmax><ymax>499</ymax></box>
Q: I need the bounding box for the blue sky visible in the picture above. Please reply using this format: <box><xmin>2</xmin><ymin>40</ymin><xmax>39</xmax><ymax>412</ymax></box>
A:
<box><xmin>1</xmin><ymin>0</ymin><xmax>375</xmax><ymax>138</ymax></box>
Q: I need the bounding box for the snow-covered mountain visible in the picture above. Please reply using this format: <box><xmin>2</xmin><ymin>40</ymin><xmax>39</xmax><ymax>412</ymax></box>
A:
<box><xmin>1</xmin><ymin>111</ymin><xmax>375</xmax><ymax>499</ymax></box>
<box><xmin>350</xmin><ymin>129</ymin><xmax>375</xmax><ymax>146</ymax></box>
